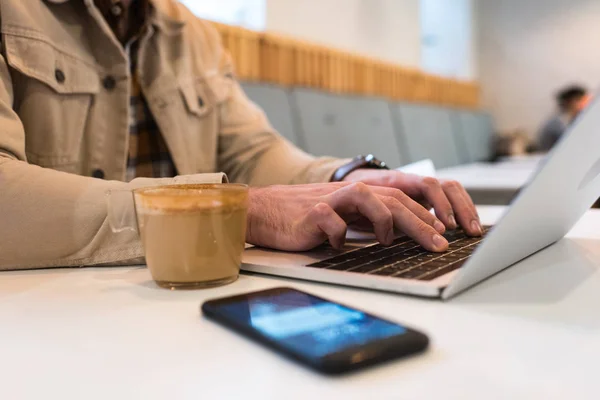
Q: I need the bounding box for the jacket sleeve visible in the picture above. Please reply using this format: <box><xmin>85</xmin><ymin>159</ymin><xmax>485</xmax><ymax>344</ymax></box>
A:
<box><xmin>0</xmin><ymin>52</ymin><xmax>226</xmax><ymax>271</ymax></box>
<box><xmin>204</xmin><ymin>32</ymin><xmax>349</xmax><ymax>185</ymax></box>
<box><xmin>217</xmin><ymin>73</ymin><xmax>350</xmax><ymax>186</ymax></box>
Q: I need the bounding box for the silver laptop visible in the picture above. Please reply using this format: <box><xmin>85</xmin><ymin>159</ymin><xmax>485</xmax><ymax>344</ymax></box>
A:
<box><xmin>243</xmin><ymin>97</ymin><xmax>600</xmax><ymax>299</ymax></box>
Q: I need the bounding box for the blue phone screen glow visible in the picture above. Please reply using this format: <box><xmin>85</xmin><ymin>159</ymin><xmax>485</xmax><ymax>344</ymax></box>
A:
<box><xmin>218</xmin><ymin>291</ymin><xmax>407</xmax><ymax>358</ymax></box>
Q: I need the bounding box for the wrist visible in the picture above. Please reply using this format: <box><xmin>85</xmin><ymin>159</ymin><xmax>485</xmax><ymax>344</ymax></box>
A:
<box><xmin>331</xmin><ymin>155</ymin><xmax>389</xmax><ymax>182</ymax></box>
<box><xmin>343</xmin><ymin>169</ymin><xmax>370</xmax><ymax>182</ymax></box>
<box><xmin>245</xmin><ymin>187</ymin><xmax>261</xmax><ymax>245</ymax></box>
<box><xmin>343</xmin><ymin>168</ymin><xmax>394</xmax><ymax>184</ymax></box>
<box><xmin>246</xmin><ymin>187</ymin><xmax>274</xmax><ymax>247</ymax></box>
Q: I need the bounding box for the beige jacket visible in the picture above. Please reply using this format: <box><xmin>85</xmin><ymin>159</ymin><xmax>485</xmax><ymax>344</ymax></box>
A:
<box><xmin>0</xmin><ymin>0</ymin><xmax>347</xmax><ymax>270</ymax></box>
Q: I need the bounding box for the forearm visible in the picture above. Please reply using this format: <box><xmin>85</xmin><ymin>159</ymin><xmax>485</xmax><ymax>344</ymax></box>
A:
<box><xmin>0</xmin><ymin>155</ymin><xmax>225</xmax><ymax>270</ymax></box>
<box><xmin>217</xmin><ymin>81</ymin><xmax>349</xmax><ymax>185</ymax></box>
<box><xmin>237</xmin><ymin>137</ymin><xmax>349</xmax><ymax>186</ymax></box>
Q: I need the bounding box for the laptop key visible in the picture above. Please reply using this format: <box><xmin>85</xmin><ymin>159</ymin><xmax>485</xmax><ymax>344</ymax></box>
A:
<box><xmin>443</xmin><ymin>252</ymin><xmax>465</xmax><ymax>260</ymax></box>
<box><xmin>327</xmin><ymin>258</ymin><xmax>375</xmax><ymax>271</ymax></box>
<box><xmin>390</xmin><ymin>236</ymin><xmax>414</xmax><ymax>245</ymax></box>
<box><xmin>421</xmin><ymin>252</ymin><xmax>441</xmax><ymax>259</ymax></box>
<box><xmin>411</xmin><ymin>255</ymin><xmax>435</xmax><ymax>264</ymax></box>
<box><xmin>352</xmin><ymin>246</ymin><xmax>388</xmax><ymax>256</ymax></box>
<box><xmin>396</xmin><ymin>269</ymin><xmax>427</xmax><ymax>279</ymax></box>
<box><xmin>411</xmin><ymin>262</ymin><xmax>443</xmax><ymax>272</ymax></box>
<box><xmin>416</xmin><ymin>260</ymin><xmax>448</xmax><ymax>269</ymax></box>
<box><xmin>321</xmin><ymin>253</ymin><xmax>360</xmax><ymax>264</ymax></box>
<box><xmin>370</xmin><ymin>250</ymin><xmax>407</xmax><ymax>261</ymax></box>
<box><xmin>463</xmin><ymin>237</ymin><xmax>484</xmax><ymax>245</ymax></box>
<box><xmin>371</xmin><ymin>262</ymin><xmax>415</xmax><ymax>276</ymax></box>
<box><xmin>395</xmin><ymin>243</ymin><xmax>420</xmax><ymax>251</ymax></box>
<box><xmin>435</xmin><ymin>254</ymin><xmax>462</xmax><ymax>263</ymax></box>
<box><xmin>400</xmin><ymin>249</ymin><xmax>423</xmax><ymax>257</ymax></box>
<box><xmin>368</xmin><ymin>250</ymin><xmax>423</xmax><ymax>267</ymax></box>
<box><xmin>349</xmin><ymin>263</ymin><xmax>389</xmax><ymax>274</ymax></box>
<box><xmin>372</xmin><ymin>267</ymin><xmax>403</xmax><ymax>276</ymax></box>
<box><xmin>418</xmin><ymin>259</ymin><xmax>468</xmax><ymax>281</ymax></box>
<box><xmin>366</xmin><ymin>258</ymin><xmax>398</xmax><ymax>270</ymax></box>
<box><xmin>443</xmin><ymin>230</ymin><xmax>464</xmax><ymax>241</ymax></box>
<box><xmin>447</xmin><ymin>241</ymin><xmax>468</xmax><ymax>250</ymax></box>
<box><xmin>454</xmin><ymin>247</ymin><xmax>477</xmax><ymax>256</ymax></box>
<box><xmin>361</xmin><ymin>237</ymin><xmax>412</xmax><ymax>254</ymax></box>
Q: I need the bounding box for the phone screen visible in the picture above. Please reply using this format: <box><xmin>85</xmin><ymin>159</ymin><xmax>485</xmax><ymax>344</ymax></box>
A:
<box><xmin>206</xmin><ymin>288</ymin><xmax>410</xmax><ymax>359</ymax></box>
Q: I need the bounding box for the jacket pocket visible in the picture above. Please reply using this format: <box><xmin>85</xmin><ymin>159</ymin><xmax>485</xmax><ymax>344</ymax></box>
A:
<box><xmin>179</xmin><ymin>73</ymin><xmax>231</xmax><ymax>116</ymax></box>
<box><xmin>4</xmin><ymin>32</ymin><xmax>100</xmax><ymax>169</ymax></box>
<box><xmin>180</xmin><ymin>77</ymin><xmax>214</xmax><ymax>117</ymax></box>
<box><xmin>174</xmin><ymin>75</ymin><xmax>232</xmax><ymax>173</ymax></box>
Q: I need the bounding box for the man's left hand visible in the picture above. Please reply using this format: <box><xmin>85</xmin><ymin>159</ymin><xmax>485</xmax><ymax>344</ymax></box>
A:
<box><xmin>344</xmin><ymin>169</ymin><xmax>483</xmax><ymax>236</ymax></box>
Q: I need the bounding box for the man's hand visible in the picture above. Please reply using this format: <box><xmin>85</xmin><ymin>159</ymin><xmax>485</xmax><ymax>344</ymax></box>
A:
<box><xmin>343</xmin><ymin>169</ymin><xmax>482</xmax><ymax>236</ymax></box>
<box><xmin>246</xmin><ymin>182</ymin><xmax>453</xmax><ymax>252</ymax></box>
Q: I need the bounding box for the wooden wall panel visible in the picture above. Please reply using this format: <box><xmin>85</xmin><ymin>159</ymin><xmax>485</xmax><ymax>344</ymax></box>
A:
<box><xmin>211</xmin><ymin>22</ymin><xmax>480</xmax><ymax>109</ymax></box>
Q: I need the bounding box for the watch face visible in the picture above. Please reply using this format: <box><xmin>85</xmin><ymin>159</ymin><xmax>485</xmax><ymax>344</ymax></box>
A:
<box><xmin>364</xmin><ymin>155</ymin><xmax>387</xmax><ymax>169</ymax></box>
<box><xmin>374</xmin><ymin>159</ymin><xmax>387</xmax><ymax>169</ymax></box>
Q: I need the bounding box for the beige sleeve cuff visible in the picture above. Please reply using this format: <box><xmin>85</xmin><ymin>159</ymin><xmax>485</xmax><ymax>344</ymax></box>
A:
<box><xmin>128</xmin><ymin>172</ymin><xmax>229</xmax><ymax>188</ymax></box>
<box><xmin>174</xmin><ymin>173</ymin><xmax>229</xmax><ymax>184</ymax></box>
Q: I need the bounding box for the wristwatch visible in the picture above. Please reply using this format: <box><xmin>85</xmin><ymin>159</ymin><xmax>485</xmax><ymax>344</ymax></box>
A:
<box><xmin>331</xmin><ymin>154</ymin><xmax>390</xmax><ymax>182</ymax></box>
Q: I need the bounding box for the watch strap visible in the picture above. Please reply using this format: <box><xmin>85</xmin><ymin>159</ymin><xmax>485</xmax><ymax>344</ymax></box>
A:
<box><xmin>331</xmin><ymin>155</ymin><xmax>389</xmax><ymax>182</ymax></box>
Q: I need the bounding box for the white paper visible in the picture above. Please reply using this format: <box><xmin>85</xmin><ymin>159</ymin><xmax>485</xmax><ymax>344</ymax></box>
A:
<box><xmin>395</xmin><ymin>159</ymin><xmax>437</xmax><ymax>177</ymax></box>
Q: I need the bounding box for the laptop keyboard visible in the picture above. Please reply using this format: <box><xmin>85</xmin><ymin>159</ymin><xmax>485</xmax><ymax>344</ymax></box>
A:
<box><xmin>306</xmin><ymin>227</ymin><xmax>491</xmax><ymax>281</ymax></box>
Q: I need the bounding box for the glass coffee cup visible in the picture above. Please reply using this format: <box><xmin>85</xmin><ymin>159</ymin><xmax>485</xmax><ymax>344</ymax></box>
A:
<box><xmin>107</xmin><ymin>184</ymin><xmax>248</xmax><ymax>289</ymax></box>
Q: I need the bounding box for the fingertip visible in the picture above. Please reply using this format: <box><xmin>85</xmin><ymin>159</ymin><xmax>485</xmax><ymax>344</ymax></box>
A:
<box><xmin>432</xmin><ymin>234</ymin><xmax>449</xmax><ymax>252</ymax></box>
<box><xmin>331</xmin><ymin>239</ymin><xmax>345</xmax><ymax>250</ymax></box>
<box><xmin>333</xmin><ymin>231</ymin><xmax>348</xmax><ymax>249</ymax></box>
<box><xmin>434</xmin><ymin>220</ymin><xmax>446</xmax><ymax>234</ymax></box>
<box><xmin>383</xmin><ymin>230</ymin><xmax>395</xmax><ymax>246</ymax></box>
<box><xmin>447</xmin><ymin>214</ymin><xmax>458</xmax><ymax>230</ymax></box>
<box><xmin>470</xmin><ymin>220</ymin><xmax>483</xmax><ymax>236</ymax></box>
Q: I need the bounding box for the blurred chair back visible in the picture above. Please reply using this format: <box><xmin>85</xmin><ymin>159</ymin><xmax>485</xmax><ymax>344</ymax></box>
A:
<box><xmin>292</xmin><ymin>88</ymin><xmax>405</xmax><ymax>168</ymax></box>
<box><xmin>454</xmin><ymin>111</ymin><xmax>495</xmax><ymax>163</ymax></box>
<box><xmin>392</xmin><ymin>103</ymin><xmax>462</xmax><ymax>169</ymax></box>
<box><xmin>241</xmin><ymin>82</ymin><xmax>300</xmax><ymax>145</ymax></box>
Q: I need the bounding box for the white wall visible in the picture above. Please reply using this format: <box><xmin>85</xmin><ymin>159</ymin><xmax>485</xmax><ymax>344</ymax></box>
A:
<box><xmin>266</xmin><ymin>0</ymin><xmax>421</xmax><ymax>68</ymax></box>
<box><xmin>477</xmin><ymin>0</ymin><xmax>600</xmax><ymax>137</ymax></box>
<box><xmin>421</xmin><ymin>0</ymin><xmax>476</xmax><ymax>80</ymax></box>
<box><xmin>179</xmin><ymin>0</ymin><xmax>266</xmax><ymax>30</ymax></box>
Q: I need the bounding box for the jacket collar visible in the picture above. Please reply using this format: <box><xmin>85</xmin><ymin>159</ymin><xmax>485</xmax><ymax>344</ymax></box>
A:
<box><xmin>44</xmin><ymin>0</ymin><xmax>185</xmax><ymax>36</ymax></box>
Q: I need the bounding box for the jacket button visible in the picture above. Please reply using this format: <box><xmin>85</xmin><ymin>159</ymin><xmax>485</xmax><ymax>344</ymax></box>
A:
<box><xmin>103</xmin><ymin>76</ymin><xmax>117</xmax><ymax>91</ymax></box>
<box><xmin>55</xmin><ymin>69</ymin><xmax>66</xmax><ymax>84</ymax></box>
<box><xmin>92</xmin><ymin>169</ymin><xmax>105</xmax><ymax>179</ymax></box>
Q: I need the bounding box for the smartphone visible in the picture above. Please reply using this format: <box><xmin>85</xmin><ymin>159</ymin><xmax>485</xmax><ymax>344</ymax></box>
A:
<box><xmin>201</xmin><ymin>287</ymin><xmax>429</xmax><ymax>375</ymax></box>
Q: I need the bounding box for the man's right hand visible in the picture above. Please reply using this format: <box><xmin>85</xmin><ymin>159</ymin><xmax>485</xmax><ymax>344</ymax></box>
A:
<box><xmin>246</xmin><ymin>182</ymin><xmax>451</xmax><ymax>252</ymax></box>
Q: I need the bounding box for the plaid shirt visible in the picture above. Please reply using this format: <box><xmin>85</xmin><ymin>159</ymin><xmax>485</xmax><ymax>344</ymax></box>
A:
<box><xmin>125</xmin><ymin>63</ymin><xmax>177</xmax><ymax>182</ymax></box>
<box><xmin>124</xmin><ymin>38</ymin><xmax>177</xmax><ymax>182</ymax></box>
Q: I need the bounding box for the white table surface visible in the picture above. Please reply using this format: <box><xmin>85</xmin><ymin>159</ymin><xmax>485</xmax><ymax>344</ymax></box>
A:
<box><xmin>2</xmin><ymin>207</ymin><xmax>600</xmax><ymax>400</ymax></box>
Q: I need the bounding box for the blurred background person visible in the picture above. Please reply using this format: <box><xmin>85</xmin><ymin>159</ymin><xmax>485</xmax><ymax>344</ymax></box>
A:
<box><xmin>537</xmin><ymin>85</ymin><xmax>591</xmax><ymax>152</ymax></box>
